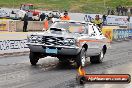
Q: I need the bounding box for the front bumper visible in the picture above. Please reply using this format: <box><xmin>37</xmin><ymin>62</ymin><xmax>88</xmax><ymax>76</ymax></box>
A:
<box><xmin>27</xmin><ymin>43</ymin><xmax>81</xmax><ymax>55</ymax></box>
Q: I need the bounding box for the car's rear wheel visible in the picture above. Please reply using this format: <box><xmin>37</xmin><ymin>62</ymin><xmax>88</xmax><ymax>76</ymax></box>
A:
<box><xmin>29</xmin><ymin>51</ymin><xmax>39</xmax><ymax>65</ymax></box>
<box><xmin>76</xmin><ymin>48</ymin><xmax>86</xmax><ymax>67</ymax></box>
<box><xmin>90</xmin><ymin>49</ymin><xmax>104</xmax><ymax>64</ymax></box>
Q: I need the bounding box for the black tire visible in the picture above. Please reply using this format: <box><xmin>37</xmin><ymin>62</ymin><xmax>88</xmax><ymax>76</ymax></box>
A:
<box><xmin>76</xmin><ymin>48</ymin><xmax>86</xmax><ymax>67</ymax></box>
<box><xmin>90</xmin><ymin>50</ymin><xmax>104</xmax><ymax>64</ymax></box>
<box><xmin>29</xmin><ymin>52</ymin><xmax>39</xmax><ymax>65</ymax></box>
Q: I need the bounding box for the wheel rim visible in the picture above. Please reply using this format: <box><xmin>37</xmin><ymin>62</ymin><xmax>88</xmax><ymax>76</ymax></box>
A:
<box><xmin>81</xmin><ymin>53</ymin><xmax>86</xmax><ymax>67</ymax></box>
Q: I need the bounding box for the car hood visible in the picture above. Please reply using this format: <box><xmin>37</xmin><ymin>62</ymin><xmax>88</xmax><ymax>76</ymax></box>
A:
<box><xmin>28</xmin><ymin>31</ymin><xmax>81</xmax><ymax>39</ymax></box>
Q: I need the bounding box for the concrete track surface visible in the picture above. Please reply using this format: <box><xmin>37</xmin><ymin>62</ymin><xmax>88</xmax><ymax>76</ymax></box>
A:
<box><xmin>0</xmin><ymin>40</ymin><xmax>132</xmax><ymax>88</ymax></box>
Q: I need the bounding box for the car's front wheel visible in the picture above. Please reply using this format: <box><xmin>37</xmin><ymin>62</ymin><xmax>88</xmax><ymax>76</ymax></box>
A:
<box><xmin>29</xmin><ymin>51</ymin><xmax>39</xmax><ymax>65</ymax></box>
<box><xmin>90</xmin><ymin>50</ymin><xmax>104</xmax><ymax>64</ymax></box>
<box><xmin>76</xmin><ymin>48</ymin><xmax>86</xmax><ymax>67</ymax></box>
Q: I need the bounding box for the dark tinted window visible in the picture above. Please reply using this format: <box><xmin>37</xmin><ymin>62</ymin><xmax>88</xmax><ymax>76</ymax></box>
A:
<box><xmin>50</xmin><ymin>22</ymin><xmax>88</xmax><ymax>34</ymax></box>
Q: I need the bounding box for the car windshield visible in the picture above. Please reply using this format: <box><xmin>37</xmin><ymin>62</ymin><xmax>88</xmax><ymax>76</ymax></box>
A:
<box><xmin>50</xmin><ymin>22</ymin><xmax>87</xmax><ymax>34</ymax></box>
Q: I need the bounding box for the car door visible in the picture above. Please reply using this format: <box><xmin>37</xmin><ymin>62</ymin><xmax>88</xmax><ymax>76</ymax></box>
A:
<box><xmin>86</xmin><ymin>24</ymin><xmax>101</xmax><ymax>56</ymax></box>
<box><xmin>92</xmin><ymin>25</ymin><xmax>106</xmax><ymax>50</ymax></box>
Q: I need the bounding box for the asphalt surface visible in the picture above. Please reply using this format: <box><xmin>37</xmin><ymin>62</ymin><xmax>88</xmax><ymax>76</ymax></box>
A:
<box><xmin>0</xmin><ymin>40</ymin><xmax>132</xmax><ymax>88</ymax></box>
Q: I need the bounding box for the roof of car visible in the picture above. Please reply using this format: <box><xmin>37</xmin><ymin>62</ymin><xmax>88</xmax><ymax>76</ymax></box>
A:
<box><xmin>55</xmin><ymin>20</ymin><xmax>93</xmax><ymax>25</ymax></box>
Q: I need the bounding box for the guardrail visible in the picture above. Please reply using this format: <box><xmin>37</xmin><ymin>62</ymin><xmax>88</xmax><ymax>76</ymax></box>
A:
<box><xmin>0</xmin><ymin>20</ymin><xmax>44</xmax><ymax>32</ymax></box>
<box><xmin>102</xmin><ymin>26</ymin><xmax>132</xmax><ymax>42</ymax></box>
<box><xmin>112</xmin><ymin>29</ymin><xmax>132</xmax><ymax>41</ymax></box>
<box><xmin>0</xmin><ymin>32</ymin><xmax>29</xmax><ymax>55</ymax></box>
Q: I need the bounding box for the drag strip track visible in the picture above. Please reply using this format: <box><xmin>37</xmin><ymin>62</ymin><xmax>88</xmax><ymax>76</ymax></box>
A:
<box><xmin>0</xmin><ymin>40</ymin><xmax>132</xmax><ymax>88</ymax></box>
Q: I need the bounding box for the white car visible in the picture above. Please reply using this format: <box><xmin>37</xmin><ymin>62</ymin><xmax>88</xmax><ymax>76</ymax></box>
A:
<box><xmin>27</xmin><ymin>20</ymin><xmax>110</xmax><ymax>67</ymax></box>
<box><xmin>0</xmin><ymin>10</ymin><xmax>9</xmax><ymax>18</ymax></box>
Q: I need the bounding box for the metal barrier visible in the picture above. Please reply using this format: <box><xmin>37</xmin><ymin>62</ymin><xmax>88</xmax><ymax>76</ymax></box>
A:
<box><xmin>0</xmin><ymin>20</ymin><xmax>44</xmax><ymax>32</ymax></box>
<box><xmin>113</xmin><ymin>29</ymin><xmax>132</xmax><ymax>41</ymax></box>
<box><xmin>102</xmin><ymin>26</ymin><xmax>132</xmax><ymax>42</ymax></box>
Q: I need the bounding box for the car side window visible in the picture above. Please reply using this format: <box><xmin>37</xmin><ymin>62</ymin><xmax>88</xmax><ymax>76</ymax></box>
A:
<box><xmin>93</xmin><ymin>25</ymin><xmax>102</xmax><ymax>35</ymax></box>
<box><xmin>88</xmin><ymin>24</ymin><xmax>97</xmax><ymax>36</ymax></box>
